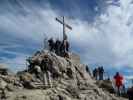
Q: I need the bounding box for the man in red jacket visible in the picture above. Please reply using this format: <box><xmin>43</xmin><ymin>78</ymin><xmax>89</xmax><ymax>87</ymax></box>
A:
<box><xmin>113</xmin><ymin>72</ymin><xmax>124</xmax><ymax>96</ymax></box>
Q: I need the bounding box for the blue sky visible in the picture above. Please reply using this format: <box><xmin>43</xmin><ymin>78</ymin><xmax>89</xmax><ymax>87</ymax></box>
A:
<box><xmin>0</xmin><ymin>0</ymin><xmax>133</xmax><ymax>87</ymax></box>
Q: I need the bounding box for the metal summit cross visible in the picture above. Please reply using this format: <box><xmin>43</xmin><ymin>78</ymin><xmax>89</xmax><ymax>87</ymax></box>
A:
<box><xmin>55</xmin><ymin>16</ymin><xmax>72</xmax><ymax>40</ymax></box>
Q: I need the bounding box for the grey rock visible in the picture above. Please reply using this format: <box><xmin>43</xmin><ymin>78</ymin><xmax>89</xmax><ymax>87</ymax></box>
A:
<box><xmin>0</xmin><ymin>51</ymin><xmax>128</xmax><ymax>100</ymax></box>
<box><xmin>0</xmin><ymin>79</ymin><xmax>7</xmax><ymax>90</ymax></box>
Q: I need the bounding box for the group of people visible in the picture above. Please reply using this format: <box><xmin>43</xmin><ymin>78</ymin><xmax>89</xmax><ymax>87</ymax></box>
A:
<box><xmin>92</xmin><ymin>66</ymin><xmax>133</xmax><ymax>100</ymax></box>
<box><xmin>92</xmin><ymin>67</ymin><xmax>133</xmax><ymax>100</ymax></box>
<box><xmin>48</xmin><ymin>38</ymin><xmax>69</xmax><ymax>57</ymax></box>
<box><xmin>92</xmin><ymin>67</ymin><xmax>125</xmax><ymax>96</ymax></box>
<box><xmin>113</xmin><ymin>72</ymin><xmax>133</xmax><ymax>100</ymax></box>
<box><xmin>93</xmin><ymin>66</ymin><xmax>104</xmax><ymax>80</ymax></box>
<box><xmin>25</xmin><ymin>37</ymin><xmax>70</xmax><ymax>88</ymax></box>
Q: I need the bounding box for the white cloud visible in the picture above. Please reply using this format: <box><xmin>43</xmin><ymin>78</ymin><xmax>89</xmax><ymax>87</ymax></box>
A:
<box><xmin>0</xmin><ymin>52</ymin><xmax>29</xmax><ymax>72</ymax></box>
<box><xmin>78</xmin><ymin>0</ymin><xmax>133</xmax><ymax>68</ymax></box>
<box><xmin>125</xmin><ymin>75</ymin><xmax>133</xmax><ymax>80</ymax></box>
<box><xmin>1</xmin><ymin>0</ymin><xmax>133</xmax><ymax>72</ymax></box>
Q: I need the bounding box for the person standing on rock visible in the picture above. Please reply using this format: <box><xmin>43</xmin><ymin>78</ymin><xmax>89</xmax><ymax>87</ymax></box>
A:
<box><xmin>64</xmin><ymin>39</ymin><xmax>69</xmax><ymax>52</ymax></box>
<box><xmin>93</xmin><ymin>68</ymin><xmax>96</xmax><ymax>80</ymax></box>
<box><xmin>99</xmin><ymin>66</ymin><xmax>104</xmax><ymax>80</ymax></box>
<box><xmin>41</xmin><ymin>55</ymin><xmax>53</xmax><ymax>88</ymax></box>
<box><xmin>94</xmin><ymin>68</ymin><xmax>99</xmax><ymax>80</ymax></box>
<box><xmin>55</xmin><ymin>39</ymin><xmax>61</xmax><ymax>56</ymax></box>
<box><xmin>60</xmin><ymin>39</ymin><xmax>69</xmax><ymax>57</ymax></box>
<box><xmin>48</xmin><ymin>38</ymin><xmax>55</xmax><ymax>52</ymax></box>
<box><xmin>93</xmin><ymin>68</ymin><xmax>98</xmax><ymax>80</ymax></box>
<box><xmin>113</xmin><ymin>72</ymin><xmax>124</xmax><ymax>96</ymax></box>
<box><xmin>86</xmin><ymin>65</ymin><xmax>91</xmax><ymax>76</ymax></box>
<box><xmin>127</xmin><ymin>86</ymin><xmax>133</xmax><ymax>100</ymax></box>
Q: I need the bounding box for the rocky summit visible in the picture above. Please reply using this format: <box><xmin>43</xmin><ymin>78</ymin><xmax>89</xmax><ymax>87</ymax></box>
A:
<box><xmin>0</xmin><ymin>50</ymin><xmax>128</xmax><ymax>100</ymax></box>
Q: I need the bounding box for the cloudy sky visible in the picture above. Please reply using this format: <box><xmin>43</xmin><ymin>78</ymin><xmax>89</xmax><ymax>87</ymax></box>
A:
<box><xmin>0</xmin><ymin>0</ymin><xmax>133</xmax><ymax>87</ymax></box>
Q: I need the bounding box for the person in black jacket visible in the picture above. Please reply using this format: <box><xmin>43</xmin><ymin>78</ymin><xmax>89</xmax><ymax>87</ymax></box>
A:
<box><xmin>60</xmin><ymin>39</ymin><xmax>70</xmax><ymax>57</ymax></box>
<box><xmin>93</xmin><ymin>68</ymin><xmax>98</xmax><ymax>80</ymax></box>
<box><xmin>48</xmin><ymin>38</ymin><xmax>55</xmax><ymax>52</ymax></box>
<box><xmin>127</xmin><ymin>86</ymin><xmax>133</xmax><ymax>100</ymax></box>
<box><xmin>99</xmin><ymin>66</ymin><xmax>104</xmax><ymax>80</ymax></box>
<box><xmin>55</xmin><ymin>39</ymin><xmax>61</xmax><ymax>56</ymax></box>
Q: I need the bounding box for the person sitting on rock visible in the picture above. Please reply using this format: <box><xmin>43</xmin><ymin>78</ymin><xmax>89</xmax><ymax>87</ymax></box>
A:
<box><xmin>48</xmin><ymin>38</ymin><xmax>55</xmax><ymax>52</ymax></box>
<box><xmin>113</xmin><ymin>72</ymin><xmax>124</xmax><ymax>96</ymax></box>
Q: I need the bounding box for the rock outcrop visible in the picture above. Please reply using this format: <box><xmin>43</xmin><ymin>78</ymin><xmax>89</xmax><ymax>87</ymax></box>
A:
<box><xmin>0</xmin><ymin>50</ymin><xmax>128</xmax><ymax>100</ymax></box>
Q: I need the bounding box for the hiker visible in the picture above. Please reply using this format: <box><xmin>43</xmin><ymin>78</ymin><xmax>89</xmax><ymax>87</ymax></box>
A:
<box><xmin>127</xmin><ymin>86</ymin><xmax>133</xmax><ymax>100</ymax></box>
<box><xmin>113</xmin><ymin>72</ymin><xmax>124</xmax><ymax>96</ymax></box>
<box><xmin>55</xmin><ymin>39</ymin><xmax>61</xmax><ymax>56</ymax></box>
<box><xmin>99</xmin><ymin>66</ymin><xmax>104</xmax><ymax>80</ymax></box>
<box><xmin>60</xmin><ymin>39</ymin><xmax>70</xmax><ymax>57</ymax></box>
<box><xmin>60</xmin><ymin>40</ymin><xmax>65</xmax><ymax>56</ymax></box>
<box><xmin>48</xmin><ymin>38</ymin><xmax>55</xmax><ymax>52</ymax></box>
<box><xmin>96</xmin><ymin>68</ymin><xmax>99</xmax><ymax>80</ymax></box>
<box><xmin>41</xmin><ymin>55</ymin><xmax>53</xmax><ymax>88</ymax></box>
<box><xmin>93</xmin><ymin>68</ymin><xmax>98</xmax><ymax>80</ymax></box>
<box><xmin>64</xmin><ymin>39</ymin><xmax>69</xmax><ymax>52</ymax></box>
<box><xmin>93</xmin><ymin>68</ymin><xmax>96</xmax><ymax>79</ymax></box>
<box><xmin>86</xmin><ymin>65</ymin><xmax>91</xmax><ymax>76</ymax></box>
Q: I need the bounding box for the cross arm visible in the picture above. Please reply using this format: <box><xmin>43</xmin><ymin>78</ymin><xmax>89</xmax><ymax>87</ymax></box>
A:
<box><xmin>55</xmin><ymin>18</ymin><xmax>72</xmax><ymax>30</ymax></box>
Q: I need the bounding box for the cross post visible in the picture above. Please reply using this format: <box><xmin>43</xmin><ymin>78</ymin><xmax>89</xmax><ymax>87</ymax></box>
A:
<box><xmin>55</xmin><ymin>16</ymin><xmax>72</xmax><ymax>40</ymax></box>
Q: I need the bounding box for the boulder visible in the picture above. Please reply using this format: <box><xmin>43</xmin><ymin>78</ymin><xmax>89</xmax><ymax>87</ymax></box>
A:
<box><xmin>0</xmin><ymin>79</ymin><xmax>7</xmax><ymax>90</ymax></box>
<box><xmin>96</xmin><ymin>80</ymin><xmax>115</xmax><ymax>93</ymax></box>
<box><xmin>6</xmin><ymin>84</ymin><xmax>14</xmax><ymax>91</ymax></box>
<box><xmin>1</xmin><ymin>50</ymin><xmax>128</xmax><ymax>100</ymax></box>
